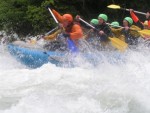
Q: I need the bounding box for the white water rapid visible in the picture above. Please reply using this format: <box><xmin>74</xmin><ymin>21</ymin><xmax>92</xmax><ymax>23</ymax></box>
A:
<box><xmin>0</xmin><ymin>43</ymin><xmax>150</xmax><ymax>113</ymax></box>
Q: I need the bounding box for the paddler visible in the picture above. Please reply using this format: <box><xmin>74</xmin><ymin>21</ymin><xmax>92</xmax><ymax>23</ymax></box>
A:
<box><xmin>84</xmin><ymin>19</ymin><xmax>99</xmax><ymax>39</ymax></box>
<box><xmin>83</xmin><ymin>19</ymin><xmax>101</xmax><ymax>48</ymax></box>
<box><xmin>129</xmin><ymin>9</ymin><xmax>150</xmax><ymax>30</ymax></box>
<box><xmin>121</xmin><ymin>17</ymin><xmax>141</xmax><ymax>45</ymax></box>
<box><xmin>51</xmin><ymin>9</ymin><xmax>83</xmax><ymax>47</ymax></box>
<box><xmin>110</xmin><ymin>21</ymin><xmax>125</xmax><ymax>42</ymax></box>
<box><xmin>43</xmin><ymin>8</ymin><xmax>84</xmax><ymax>51</ymax></box>
<box><xmin>76</xmin><ymin>14</ymin><xmax>113</xmax><ymax>49</ymax></box>
<box><xmin>109</xmin><ymin>17</ymin><xmax>141</xmax><ymax>45</ymax></box>
<box><xmin>95</xmin><ymin>13</ymin><xmax>113</xmax><ymax>44</ymax></box>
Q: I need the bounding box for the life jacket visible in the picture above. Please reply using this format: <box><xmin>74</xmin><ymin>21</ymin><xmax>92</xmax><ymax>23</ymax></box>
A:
<box><xmin>111</xmin><ymin>27</ymin><xmax>126</xmax><ymax>42</ymax></box>
<box><xmin>111</xmin><ymin>27</ymin><xmax>122</xmax><ymax>38</ymax></box>
<box><xmin>130</xmin><ymin>25</ymin><xmax>141</xmax><ymax>37</ymax></box>
<box><xmin>64</xmin><ymin>22</ymin><xmax>83</xmax><ymax>41</ymax></box>
<box><xmin>65</xmin><ymin>22</ymin><xmax>74</xmax><ymax>33</ymax></box>
<box><xmin>121</xmin><ymin>25</ymin><xmax>140</xmax><ymax>45</ymax></box>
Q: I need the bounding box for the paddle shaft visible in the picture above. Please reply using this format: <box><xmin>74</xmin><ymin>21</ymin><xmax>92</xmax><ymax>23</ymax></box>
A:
<box><xmin>79</xmin><ymin>18</ymin><xmax>95</xmax><ymax>29</ymax></box>
<box><xmin>121</xmin><ymin>8</ymin><xmax>146</xmax><ymax>15</ymax></box>
<box><xmin>48</xmin><ymin>8</ymin><xmax>59</xmax><ymax>24</ymax></box>
<box><xmin>45</xmin><ymin>26</ymin><xmax>59</xmax><ymax>36</ymax></box>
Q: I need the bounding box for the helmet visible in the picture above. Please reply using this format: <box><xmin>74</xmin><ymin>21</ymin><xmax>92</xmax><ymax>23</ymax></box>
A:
<box><xmin>98</xmin><ymin>14</ymin><xmax>108</xmax><ymax>22</ymax></box>
<box><xmin>110</xmin><ymin>21</ymin><xmax>120</xmax><ymax>27</ymax></box>
<box><xmin>63</xmin><ymin>14</ymin><xmax>73</xmax><ymax>23</ymax></box>
<box><xmin>90</xmin><ymin>19</ymin><xmax>99</xmax><ymax>25</ymax></box>
<box><xmin>143</xmin><ymin>20</ymin><xmax>148</xmax><ymax>26</ymax></box>
<box><xmin>124</xmin><ymin>17</ymin><xmax>133</xmax><ymax>25</ymax></box>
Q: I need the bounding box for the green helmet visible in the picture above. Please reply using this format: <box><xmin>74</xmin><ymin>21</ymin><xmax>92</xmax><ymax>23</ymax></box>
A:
<box><xmin>90</xmin><ymin>19</ymin><xmax>99</xmax><ymax>25</ymax></box>
<box><xmin>110</xmin><ymin>21</ymin><xmax>120</xmax><ymax>27</ymax></box>
<box><xmin>124</xmin><ymin>17</ymin><xmax>133</xmax><ymax>25</ymax></box>
<box><xmin>98</xmin><ymin>14</ymin><xmax>108</xmax><ymax>22</ymax></box>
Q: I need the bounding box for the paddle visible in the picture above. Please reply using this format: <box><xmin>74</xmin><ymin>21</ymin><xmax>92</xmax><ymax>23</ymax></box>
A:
<box><xmin>107</xmin><ymin>4</ymin><xmax>146</xmax><ymax>15</ymax></box>
<box><xmin>79</xmin><ymin>18</ymin><xmax>128</xmax><ymax>51</ymax></box>
<box><xmin>138</xmin><ymin>30</ymin><xmax>150</xmax><ymax>36</ymax></box>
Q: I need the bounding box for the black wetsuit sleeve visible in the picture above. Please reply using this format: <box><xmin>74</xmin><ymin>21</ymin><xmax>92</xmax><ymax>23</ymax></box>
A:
<box><xmin>95</xmin><ymin>24</ymin><xmax>113</xmax><ymax>37</ymax></box>
<box><xmin>136</xmin><ymin>21</ymin><xmax>144</xmax><ymax>29</ymax></box>
<box><xmin>103</xmin><ymin>25</ymin><xmax>113</xmax><ymax>37</ymax></box>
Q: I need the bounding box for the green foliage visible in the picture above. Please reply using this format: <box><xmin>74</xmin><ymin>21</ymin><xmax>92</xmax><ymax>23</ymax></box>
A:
<box><xmin>0</xmin><ymin>0</ymin><xmax>149</xmax><ymax>36</ymax></box>
<box><xmin>0</xmin><ymin>0</ymin><xmax>56</xmax><ymax>36</ymax></box>
<box><xmin>0</xmin><ymin>0</ymin><xmax>81</xmax><ymax>36</ymax></box>
<box><xmin>0</xmin><ymin>0</ymin><xmax>29</xmax><ymax>35</ymax></box>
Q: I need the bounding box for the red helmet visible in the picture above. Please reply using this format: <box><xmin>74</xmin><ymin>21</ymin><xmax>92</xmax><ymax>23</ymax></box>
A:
<box><xmin>63</xmin><ymin>14</ymin><xmax>73</xmax><ymax>23</ymax></box>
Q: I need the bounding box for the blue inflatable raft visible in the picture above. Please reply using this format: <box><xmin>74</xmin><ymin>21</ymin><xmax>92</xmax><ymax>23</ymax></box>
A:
<box><xmin>7</xmin><ymin>40</ymin><xmax>126</xmax><ymax>68</ymax></box>
<box><xmin>7</xmin><ymin>39</ymin><xmax>78</xmax><ymax>68</ymax></box>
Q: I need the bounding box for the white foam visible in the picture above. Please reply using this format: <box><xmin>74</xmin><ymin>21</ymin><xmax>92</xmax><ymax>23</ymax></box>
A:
<box><xmin>0</xmin><ymin>45</ymin><xmax>150</xmax><ymax>113</ymax></box>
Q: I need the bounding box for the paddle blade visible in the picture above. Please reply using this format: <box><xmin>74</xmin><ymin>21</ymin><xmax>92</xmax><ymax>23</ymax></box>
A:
<box><xmin>107</xmin><ymin>4</ymin><xmax>121</xmax><ymax>9</ymax></box>
<box><xmin>109</xmin><ymin>37</ymin><xmax>128</xmax><ymax>51</ymax></box>
<box><xmin>138</xmin><ymin>30</ymin><xmax>150</xmax><ymax>36</ymax></box>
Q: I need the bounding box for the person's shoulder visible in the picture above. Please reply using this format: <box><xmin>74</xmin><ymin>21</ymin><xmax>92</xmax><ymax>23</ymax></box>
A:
<box><xmin>73</xmin><ymin>23</ymin><xmax>82</xmax><ymax>28</ymax></box>
<box><xmin>131</xmin><ymin>25</ymin><xmax>141</xmax><ymax>30</ymax></box>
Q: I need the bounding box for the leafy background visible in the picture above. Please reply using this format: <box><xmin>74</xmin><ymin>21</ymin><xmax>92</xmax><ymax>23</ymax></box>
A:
<box><xmin>0</xmin><ymin>0</ymin><xmax>149</xmax><ymax>36</ymax></box>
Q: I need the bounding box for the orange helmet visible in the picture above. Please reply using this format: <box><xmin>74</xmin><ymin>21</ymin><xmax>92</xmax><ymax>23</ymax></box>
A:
<box><xmin>63</xmin><ymin>14</ymin><xmax>73</xmax><ymax>23</ymax></box>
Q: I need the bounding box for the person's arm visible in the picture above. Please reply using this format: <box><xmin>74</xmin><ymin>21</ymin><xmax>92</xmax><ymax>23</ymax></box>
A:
<box><xmin>103</xmin><ymin>25</ymin><xmax>113</xmax><ymax>37</ymax></box>
<box><xmin>69</xmin><ymin>24</ymin><xmax>83</xmax><ymax>40</ymax></box>
<box><xmin>130</xmin><ymin>9</ymin><xmax>144</xmax><ymax>29</ymax></box>
<box><xmin>44</xmin><ymin>30</ymin><xmax>61</xmax><ymax>40</ymax></box>
<box><xmin>52</xmin><ymin>9</ymin><xmax>64</xmax><ymax>23</ymax></box>
<box><xmin>130</xmin><ymin>10</ymin><xmax>139</xmax><ymax>23</ymax></box>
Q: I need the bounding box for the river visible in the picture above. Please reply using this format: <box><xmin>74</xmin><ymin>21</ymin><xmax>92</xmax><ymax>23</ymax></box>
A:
<box><xmin>0</xmin><ymin>43</ymin><xmax>150</xmax><ymax>113</ymax></box>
